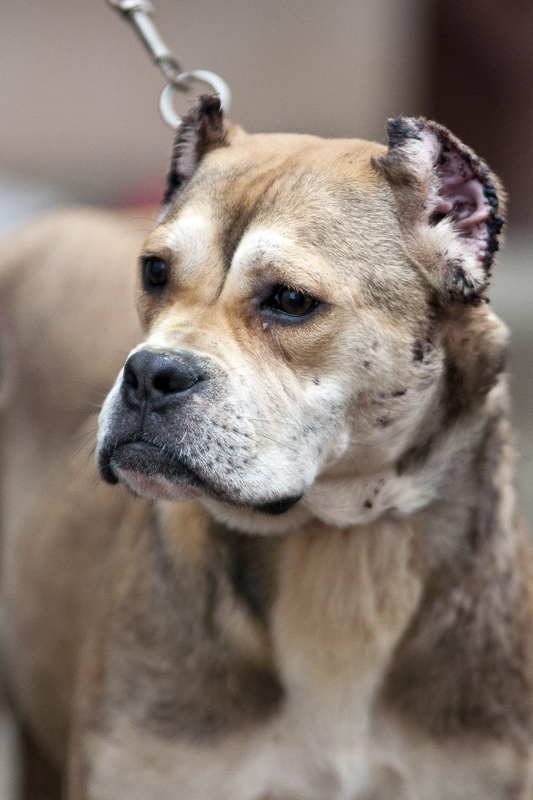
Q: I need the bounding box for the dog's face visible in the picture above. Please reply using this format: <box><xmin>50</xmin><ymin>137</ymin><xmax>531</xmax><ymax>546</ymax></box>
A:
<box><xmin>97</xmin><ymin>100</ymin><xmax>506</xmax><ymax>533</ymax></box>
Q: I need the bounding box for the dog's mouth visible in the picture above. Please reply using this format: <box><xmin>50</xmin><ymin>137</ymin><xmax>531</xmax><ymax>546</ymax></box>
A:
<box><xmin>98</xmin><ymin>439</ymin><xmax>302</xmax><ymax>515</ymax></box>
<box><xmin>101</xmin><ymin>440</ymin><xmax>204</xmax><ymax>502</ymax></box>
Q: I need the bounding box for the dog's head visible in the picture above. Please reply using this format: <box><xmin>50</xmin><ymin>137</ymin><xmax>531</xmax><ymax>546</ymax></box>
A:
<box><xmin>97</xmin><ymin>97</ymin><xmax>507</xmax><ymax>533</ymax></box>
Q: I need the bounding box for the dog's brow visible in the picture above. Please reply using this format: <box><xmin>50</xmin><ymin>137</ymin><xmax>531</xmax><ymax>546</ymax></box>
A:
<box><xmin>154</xmin><ymin>211</ymin><xmax>221</xmax><ymax>282</ymax></box>
<box><xmin>161</xmin><ymin>212</ymin><xmax>215</xmax><ymax>256</ymax></box>
<box><xmin>232</xmin><ymin>228</ymin><xmax>294</xmax><ymax>269</ymax></box>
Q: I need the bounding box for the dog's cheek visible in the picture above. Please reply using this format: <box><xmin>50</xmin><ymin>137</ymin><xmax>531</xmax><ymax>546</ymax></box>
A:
<box><xmin>224</xmin><ymin>362</ymin><xmax>347</xmax><ymax>480</ymax></box>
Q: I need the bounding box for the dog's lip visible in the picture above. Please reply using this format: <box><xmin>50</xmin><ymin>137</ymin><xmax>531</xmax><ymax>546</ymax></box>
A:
<box><xmin>117</xmin><ymin>468</ymin><xmax>201</xmax><ymax>502</ymax></box>
<box><xmin>252</xmin><ymin>495</ymin><xmax>303</xmax><ymax>515</ymax></box>
<box><xmin>100</xmin><ymin>438</ymin><xmax>304</xmax><ymax>514</ymax></box>
<box><xmin>107</xmin><ymin>440</ymin><xmax>204</xmax><ymax>488</ymax></box>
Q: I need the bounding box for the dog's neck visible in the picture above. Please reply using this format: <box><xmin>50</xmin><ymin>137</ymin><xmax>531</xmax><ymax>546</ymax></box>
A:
<box><xmin>197</xmin><ymin>379</ymin><xmax>510</xmax><ymax>563</ymax></box>
<box><xmin>299</xmin><ymin>374</ymin><xmax>509</xmax><ymax>542</ymax></box>
<box><xmin>157</xmin><ymin>377</ymin><xmax>514</xmax><ymax>602</ymax></box>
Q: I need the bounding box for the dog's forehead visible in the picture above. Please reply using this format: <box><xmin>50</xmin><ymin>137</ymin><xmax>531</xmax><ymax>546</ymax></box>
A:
<box><xmin>179</xmin><ymin>131</ymin><xmax>388</xmax><ymax>218</ymax></box>
<box><xmin>154</xmin><ymin>134</ymin><xmax>396</xmax><ymax>252</ymax></box>
<box><xmin>143</xmin><ymin>132</ymin><xmax>425</xmax><ymax>315</ymax></box>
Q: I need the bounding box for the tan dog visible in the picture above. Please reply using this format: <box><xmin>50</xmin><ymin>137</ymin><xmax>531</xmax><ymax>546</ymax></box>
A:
<box><xmin>2</xmin><ymin>96</ymin><xmax>533</xmax><ymax>799</ymax></box>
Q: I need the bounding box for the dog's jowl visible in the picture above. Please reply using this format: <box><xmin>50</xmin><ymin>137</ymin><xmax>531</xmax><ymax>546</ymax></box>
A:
<box><xmin>2</xmin><ymin>97</ymin><xmax>533</xmax><ymax>799</ymax></box>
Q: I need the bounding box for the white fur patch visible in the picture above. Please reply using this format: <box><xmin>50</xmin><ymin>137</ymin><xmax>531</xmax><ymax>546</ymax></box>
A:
<box><xmin>161</xmin><ymin>211</ymin><xmax>217</xmax><ymax>282</ymax></box>
<box><xmin>231</xmin><ymin>227</ymin><xmax>294</xmax><ymax>272</ymax></box>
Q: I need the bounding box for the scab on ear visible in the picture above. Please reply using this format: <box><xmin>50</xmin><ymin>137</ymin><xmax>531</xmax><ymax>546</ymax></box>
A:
<box><xmin>373</xmin><ymin>117</ymin><xmax>505</xmax><ymax>305</ymax></box>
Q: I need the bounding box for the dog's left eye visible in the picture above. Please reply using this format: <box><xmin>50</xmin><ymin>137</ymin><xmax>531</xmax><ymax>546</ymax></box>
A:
<box><xmin>264</xmin><ymin>286</ymin><xmax>318</xmax><ymax>317</ymax></box>
<box><xmin>142</xmin><ymin>257</ymin><xmax>168</xmax><ymax>291</ymax></box>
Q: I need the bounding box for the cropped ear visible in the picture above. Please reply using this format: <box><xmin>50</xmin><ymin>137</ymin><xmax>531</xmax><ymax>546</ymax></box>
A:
<box><xmin>163</xmin><ymin>94</ymin><xmax>228</xmax><ymax>206</ymax></box>
<box><xmin>373</xmin><ymin>118</ymin><xmax>505</xmax><ymax>304</ymax></box>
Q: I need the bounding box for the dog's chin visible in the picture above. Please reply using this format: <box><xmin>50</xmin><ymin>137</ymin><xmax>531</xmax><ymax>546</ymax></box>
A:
<box><xmin>116</xmin><ymin>469</ymin><xmax>201</xmax><ymax>502</ymax></box>
<box><xmin>118</xmin><ymin>468</ymin><xmax>306</xmax><ymax>532</ymax></box>
<box><xmin>100</xmin><ymin>440</ymin><xmax>306</xmax><ymax>521</ymax></box>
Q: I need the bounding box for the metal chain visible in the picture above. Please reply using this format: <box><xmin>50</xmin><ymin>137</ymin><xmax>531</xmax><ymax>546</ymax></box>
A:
<box><xmin>106</xmin><ymin>0</ymin><xmax>231</xmax><ymax>128</ymax></box>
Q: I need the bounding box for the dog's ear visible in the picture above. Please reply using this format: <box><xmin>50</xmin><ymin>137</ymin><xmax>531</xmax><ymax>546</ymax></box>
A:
<box><xmin>163</xmin><ymin>94</ymin><xmax>228</xmax><ymax>206</ymax></box>
<box><xmin>373</xmin><ymin>118</ymin><xmax>505</xmax><ymax>304</ymax></box>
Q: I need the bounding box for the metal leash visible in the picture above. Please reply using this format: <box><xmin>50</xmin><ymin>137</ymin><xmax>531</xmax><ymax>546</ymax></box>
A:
<box><xmin>107</xmin><ymin>0</ymin><xmax>231</xmax><ymax>129</ymax></box>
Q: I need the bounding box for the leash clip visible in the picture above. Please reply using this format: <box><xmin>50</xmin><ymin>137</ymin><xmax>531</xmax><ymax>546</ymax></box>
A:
<box><xmin>106</xmin><ymin>0</ymin><xmax>231</xmax><ymax>128</ymax></box>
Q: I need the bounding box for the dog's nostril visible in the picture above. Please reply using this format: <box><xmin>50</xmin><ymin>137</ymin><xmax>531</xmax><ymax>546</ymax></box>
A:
<box><xmin>152</xmin><ymin>370</ymin><xmax>197</xmax><ymax>394</ymax></box>
<box><xmin>153</xmin><ymin>373</ymin><xmax>172</xmax><ymax>394</ymax></box>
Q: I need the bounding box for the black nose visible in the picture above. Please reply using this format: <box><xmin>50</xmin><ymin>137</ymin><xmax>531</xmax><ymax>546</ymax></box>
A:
<box><xmin>122</xmin><ymin>349</ymin><xmax>204</xmax><ymax>408</ymax></box>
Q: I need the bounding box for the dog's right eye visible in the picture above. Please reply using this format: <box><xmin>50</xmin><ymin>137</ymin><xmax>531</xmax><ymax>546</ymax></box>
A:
<box><xmin>142</xmin><ymin>257</ymin><xmax>168</xmax><ymax>292</ymax></box>
<box><xmin>261</xmin><ymin>286</ymin><xmax>319</xmax><ymax>319</ymax></box>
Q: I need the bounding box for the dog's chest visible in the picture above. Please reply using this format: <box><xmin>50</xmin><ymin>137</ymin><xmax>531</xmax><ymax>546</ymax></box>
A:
<box><xmin>260</xmin><ymin>522</ymin><xmax>423</xmax><ymax>797</ymax></box>
<box><xmin>86</xmin><ymin>521</ymin><xmax>422</xmax><ymax>800</ymax></box>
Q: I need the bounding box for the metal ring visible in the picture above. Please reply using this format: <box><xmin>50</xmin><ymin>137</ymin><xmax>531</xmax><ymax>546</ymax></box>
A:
<box><xmin>159</xmin><ymin>70</ymin><xmax>232</xmax><ymax>129</ymax></box>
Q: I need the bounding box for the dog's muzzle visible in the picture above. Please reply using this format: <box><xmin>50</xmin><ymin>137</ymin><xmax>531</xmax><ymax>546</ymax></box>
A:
<box><xmin>97</xmin><ymin>348</ymin><xmax>304</xmax><ymax>515</ymax></box>
<box><xmin>97</xmin><ymin>347</ymin><xmax>209</xmax><ymax>487</ymax></box>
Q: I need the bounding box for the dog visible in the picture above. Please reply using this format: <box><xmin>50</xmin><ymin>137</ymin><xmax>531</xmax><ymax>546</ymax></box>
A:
<box><xmin>2</xmin><ymin>95</ymin><xmax>533</xmax><ymax>799</ymax></box>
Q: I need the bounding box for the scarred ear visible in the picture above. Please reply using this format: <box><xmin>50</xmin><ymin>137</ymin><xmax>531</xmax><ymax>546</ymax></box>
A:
<box><xmin>163</xmin><ymin>94</ymin><xmax>228</xmax><ymax>206</ymax></box>
<box><xmin>373</xmin><ymin>118</ymin><xmax>505</xmax><ymax>304</ymax></box>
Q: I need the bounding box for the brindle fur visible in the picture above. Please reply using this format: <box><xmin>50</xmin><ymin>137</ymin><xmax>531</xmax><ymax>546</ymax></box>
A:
<box><xmin>1</xmin><ymin>102</ymin><xmax>533</xmax><ymax>799</ymax></box>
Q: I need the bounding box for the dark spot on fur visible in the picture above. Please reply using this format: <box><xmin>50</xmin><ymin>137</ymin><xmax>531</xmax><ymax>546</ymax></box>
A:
<box><xmin>392</xmin><ymin>389</ymin><xmax>407</xmax><ymax>397</ymax></box>
<box><xmin>443</xmin><ymin>357</ymin><xmax>468</xmax><ymax>419</ymax></box>
<box><xmin>448</xmin><ymin>261</ymin><xmax>486</xmax><ymax>305</ymax></box>
<box><xmin>386</xmin><ymin>118</ymin><xmax>422</xmax><ymax>149</ymax></box>
<box><xmin>363</xmin><ymin>500</ymin><xmax>373</xmax><ymax>509</ymax></box>
<box><xmin>396</xmin><ymin>438</ymin><xmax>434</xmax><ymax>475</ymax></box>
<box><xmin>313</xmin><ymin>377</ymin><xmax>320</xmax><ymax>385</ymax></box>
<box><xmin>363</xmin><ymin>360</ymin><xmax>372</xmax><ymax>369</ymax></box>
<box><xmin>413</xmin><ymin>341</ymin><xmax>425</xmax><ymax>362</ymax></box>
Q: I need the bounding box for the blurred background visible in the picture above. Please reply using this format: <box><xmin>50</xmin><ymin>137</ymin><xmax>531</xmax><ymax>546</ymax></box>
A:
<box><xmin>0</xmin><ymin>1</ymin><xmax>532</xmax><ymax>796</ymax></box>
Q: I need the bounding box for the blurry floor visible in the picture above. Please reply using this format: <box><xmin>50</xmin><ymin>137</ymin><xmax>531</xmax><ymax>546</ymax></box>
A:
<box><xmin>0</xmin><ymin>190</ymin><xmax>532</xmax><ymax>800</ymax></box>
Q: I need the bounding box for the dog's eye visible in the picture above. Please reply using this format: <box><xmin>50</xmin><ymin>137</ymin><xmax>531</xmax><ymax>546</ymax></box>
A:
<box><xmin>142</xmin><ymin>257</ymin><xmax>168</xmax><ymax>291</ymax></box>
<box><xmin>265</xmin><ymin>286</ymin><xmax>318</xmax><ymax>317</ymax></box>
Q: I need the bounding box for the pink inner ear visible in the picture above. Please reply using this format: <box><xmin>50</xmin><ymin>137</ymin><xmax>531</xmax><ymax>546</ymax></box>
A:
<box><xmin>432</xmin><ymin>151</ymin><xmax>492</xmax><ymax>258</ymax></box>
<box><xmin>380</xmin><ymin>117</ymin><xmax>504</xmax><ymax>300</ymax></box>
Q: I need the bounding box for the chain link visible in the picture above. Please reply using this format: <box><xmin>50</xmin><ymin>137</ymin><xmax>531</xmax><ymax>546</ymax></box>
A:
<box><xmin>106</xmin><ymin>0</ymin><xmax>231</xmax><ymax>127</ymax></box>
